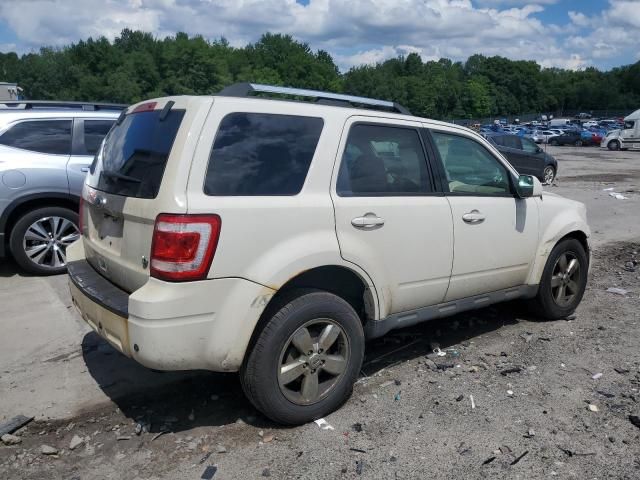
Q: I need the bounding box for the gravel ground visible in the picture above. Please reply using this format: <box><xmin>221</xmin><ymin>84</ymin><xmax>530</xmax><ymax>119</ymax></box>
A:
<box><xmin>1</xmin><ymin>146</ymin><xmax>639</xmax><ymax>480</ymax></box>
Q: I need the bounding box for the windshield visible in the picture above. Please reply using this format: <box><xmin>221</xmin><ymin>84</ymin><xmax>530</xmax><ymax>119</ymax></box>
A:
<box><xmin>89</xmin><ymin>108</ymin><xmax>185</xmax><ymax>199</ymax></box>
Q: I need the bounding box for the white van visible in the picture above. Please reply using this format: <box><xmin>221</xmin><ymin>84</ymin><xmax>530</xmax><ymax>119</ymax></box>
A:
<box><xmin>549</xmin><ymin>118</ymin><xmax>571</xmax><ymax>127</ymax></box>
<box><xmin>601</xmin><ymin>109</ymin><xmax>640</xmax><ymax>151</ymax></box>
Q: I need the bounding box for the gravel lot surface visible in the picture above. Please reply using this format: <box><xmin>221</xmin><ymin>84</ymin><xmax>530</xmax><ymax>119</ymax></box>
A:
<box><xmin>1</xmin><ymin>145</ymin><xmax>639</xmax><ymax>479</ymax></box>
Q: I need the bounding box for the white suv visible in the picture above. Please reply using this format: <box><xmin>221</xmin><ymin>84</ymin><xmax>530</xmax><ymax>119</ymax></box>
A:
<box><xmin>68</xmin><ymin>84</ymin><xmax>590</xmax><ymax>424</ymax></box>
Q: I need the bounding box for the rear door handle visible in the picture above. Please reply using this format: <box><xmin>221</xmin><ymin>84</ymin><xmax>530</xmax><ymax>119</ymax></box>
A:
<box><xmin>462</xmin><ymin>210</ymin><xmax>485</xmax><ymax>224</ymax></box>
<box><xmin>352</xmin><ymin>213</ymin><xmax>385</xmax><ymax>228</ymax></box>
<box><xmin>80</xmin><ymin>167</ymin><xmax>89</xmax><ymax>172</ymax></box>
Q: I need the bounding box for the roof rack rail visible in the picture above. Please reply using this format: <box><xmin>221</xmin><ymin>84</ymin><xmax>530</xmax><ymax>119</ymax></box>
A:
<box><xmin>217</xmin><ymin>83</ymin><xmax>412</xmax><ymax>116</ymax></box>
<box><xmin>0</xmin><ymin>100</ymin><xmax>128</xmax><ymax>111</ymax></box>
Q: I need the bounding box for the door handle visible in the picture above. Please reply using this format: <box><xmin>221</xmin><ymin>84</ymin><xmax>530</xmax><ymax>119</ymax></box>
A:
<box><xmin>81</xmin><ymin>167</ymin><xmax>89</xmax><ymax>172</ymax></box>
<box><xmin>462</xmin><ymin>210</ymin><xmax>485</xmax><ymax>224</ymax></box>
<box><xmin>351</xmin><ymin>213</ymin><xmax>385</xmax><ymax>228</ymax></box>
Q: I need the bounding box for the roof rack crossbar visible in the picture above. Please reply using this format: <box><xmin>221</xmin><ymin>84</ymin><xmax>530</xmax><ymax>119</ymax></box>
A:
<box><xmin>218</xmin><ymin>83</ymin><xmax>412</xmax><ymax>115</ymax></box>
<box><xmin>0</xmin><ymin>100</ymin><xmax>127</xmax><ymax>111</ymax></box>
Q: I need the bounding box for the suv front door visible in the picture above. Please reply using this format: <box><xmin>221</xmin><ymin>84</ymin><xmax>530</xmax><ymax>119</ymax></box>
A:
<box><xmin>331</xmin><ymin>117</ymin><xmax>454</xmax><ymax>317</ymax></box>
<box><xmin>428</xmin><ymin>129</ymin><xmax>539</xmax><ymax>301</ymax></box>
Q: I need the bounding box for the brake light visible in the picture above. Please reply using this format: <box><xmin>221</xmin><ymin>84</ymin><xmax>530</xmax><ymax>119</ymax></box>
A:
<box><xmin>131</xmin><ymin>102</ymin><xmax>157</xmax><ymax>114</ymax></box>
<box><xmin>150</xmin><ymin>214</ymin><xmax>221</xmax><ymax>281</ymax></box>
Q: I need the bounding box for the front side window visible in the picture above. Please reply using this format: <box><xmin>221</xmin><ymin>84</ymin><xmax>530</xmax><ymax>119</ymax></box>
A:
<box><xmin>431</xmin><ymin>132</ymin><xmax>512</xmax><ymax>195</ymax></box>
<box><xmin>0</xmin><ymin>120</ymin><xmax>72</xmax><ymax>155</ymax></box>
<box><xmin>205</xmin><ymin>113</ymin><xmax>323</xmax><ymax>196</ymax></box>
<box><xmin>500</xmin><ymin>135</ymin><xmax>522</xmax><ymax>150</ymax></box>
<box><xmin>83</xmin><ymin>120</ymin><xmax>115</xmax><ymax>155</ymax></box>
<box><xmin>337</xmin><ymin>124</ymin><xmax>431</xmax><ymax>196</ymax></box>
<box><xmin>624</xmin><ymin>120</ymin><xmax>635</xmax><ymax>130</ymax></box>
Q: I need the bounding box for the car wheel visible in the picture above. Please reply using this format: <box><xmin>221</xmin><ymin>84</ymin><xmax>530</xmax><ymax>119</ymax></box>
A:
<box><xmin>550</xmin><ymin>139</ymin><xmax>559</xmax><ymax>146</ymax></box>
<box><xmin>574</xmin><ymin>140</ymin><xmax>583</xmax><ymax>147</ymax></box>
<box><xmin>529</xmin><ymin>238</ymin><xmax>588</xmax><ymax>320</ymax></box>
<box><xmin>542</xmin><ymin>166</ymin><xmax>556</xmax><ymax>185</ymax></box>
<box><xmin>9</xmin><ymin>206</ymin><xmax>80</xmax><ymax>275</ymax></box>
<box><xmin>608</xmin><ymin>140</ymin><xmax>620</xmax><ymax>151</ymax></box>
<box><xmin>241</xmin><ymin>289</ymin><xmax>365</xmax><ymax>425</ymax></box>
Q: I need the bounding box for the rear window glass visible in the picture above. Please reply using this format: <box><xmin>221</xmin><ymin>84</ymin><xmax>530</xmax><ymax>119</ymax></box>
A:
<box><xmin>204</xmin><ymin>113</ymin><xmax>323</xmax><ymax>196</ymax></box>
<box><xmin>0</xmin><ymin>120</ymin><xmax>72</xmax><ymax>155</ymax></box>
<box><xmin>90</xmin><ymin>109</ymin><xmax>185</xmax><ymax>199</ymax></box>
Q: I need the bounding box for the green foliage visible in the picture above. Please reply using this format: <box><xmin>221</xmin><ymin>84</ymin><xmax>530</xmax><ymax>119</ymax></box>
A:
<box><xmin>1</xmin><ymin>29</ymin><xmax>639</xmax><ymax>119</ymax></box>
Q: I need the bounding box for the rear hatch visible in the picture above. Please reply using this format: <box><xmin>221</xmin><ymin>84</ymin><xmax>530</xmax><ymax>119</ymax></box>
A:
<box><xmin>81</xmin><ymin>96</ymin><xmax>212</xmax><ymax>292</ymax></box>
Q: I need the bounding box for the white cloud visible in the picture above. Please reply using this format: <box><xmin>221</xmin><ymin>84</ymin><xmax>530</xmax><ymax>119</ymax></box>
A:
<box><xmin>0</xmin><ymin>0</ymin><xmax>635</xmax><ymax>71</ymax></box>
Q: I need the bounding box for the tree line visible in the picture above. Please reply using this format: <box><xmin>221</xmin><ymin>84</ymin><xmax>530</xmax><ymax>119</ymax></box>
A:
<box><xmin>1</xmin><ymin>30</ymin><xmax>639</xmax><ymax>120</ymax></box>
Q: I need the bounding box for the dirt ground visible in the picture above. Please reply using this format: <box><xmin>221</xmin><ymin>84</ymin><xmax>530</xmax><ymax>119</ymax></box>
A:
<box><xmin>1</xmin><ymin>146</ymin><xmax>639</xmax><ymax>479</ymax></box>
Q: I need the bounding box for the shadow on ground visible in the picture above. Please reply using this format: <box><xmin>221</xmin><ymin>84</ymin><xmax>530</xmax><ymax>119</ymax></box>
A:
<box><xmin>82</xmin><ymin>301</ymin><xmax>532</xmax><ymax>433</ymax></box>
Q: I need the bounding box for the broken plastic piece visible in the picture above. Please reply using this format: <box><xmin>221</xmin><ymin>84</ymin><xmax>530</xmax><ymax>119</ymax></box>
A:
<box><xmin>606</xmin><ymin>287</ymin><xmax>628</xmax><ymax>296</ymax></box>
<box><xmin>314</xmin><ymin>418</ymin><xmax>334</xmax><ymax>430</ymax></box>
<box><xmin>591</xmin><ymin>372</ymin><xmax>603</xmax><ymax>380</ymax></box>
<box><xmin>470</xmin><ymin>395</ymin><xmax>476</xmax><ymax>409</ymax></box>
<box><xmin>0</xmin><ymin>415</ymin><xmax>33</xmax><ymax>437</ymax></box>
<box><xmin>201</xmin><ymin>465</ymin><xmax>218</xmax><ymax>480</ymax></box>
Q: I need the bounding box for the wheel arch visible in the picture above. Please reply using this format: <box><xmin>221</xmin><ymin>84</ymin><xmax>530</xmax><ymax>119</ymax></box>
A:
<box><xmin>243</xmin><ymin>265</ymin><xmax>377</xmax><ymax>365</ymax></box>
<box><xmin>1</xmin><ymin>193</ymin><xmax>79</xmax><ymax>237</ymax></box>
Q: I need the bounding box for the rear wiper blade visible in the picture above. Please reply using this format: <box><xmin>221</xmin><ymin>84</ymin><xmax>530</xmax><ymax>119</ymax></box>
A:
<box><xmin>101</xmin><ymin>170</ymin><xmax>141</xmax><ymax>183</ymax></box>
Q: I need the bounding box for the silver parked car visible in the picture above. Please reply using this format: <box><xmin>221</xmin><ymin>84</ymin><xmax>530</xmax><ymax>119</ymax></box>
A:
<box><xmin>0</xmin><ymin>101</ymin><xmax>124</xmax><ymax>274</ymax></box>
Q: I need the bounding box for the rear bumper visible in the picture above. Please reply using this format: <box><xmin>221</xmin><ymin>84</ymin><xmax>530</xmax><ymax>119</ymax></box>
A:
<box><xmin>67</xmin><ymin>245</ymin><xmax>275</xmax><ymax>372</ymax></box>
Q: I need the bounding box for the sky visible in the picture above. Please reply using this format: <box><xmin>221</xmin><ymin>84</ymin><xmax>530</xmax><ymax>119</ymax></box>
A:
<box><xmin>0</xmin><ymin>0</ymin><xmax>638</xmax><ymax>72</ymax></box>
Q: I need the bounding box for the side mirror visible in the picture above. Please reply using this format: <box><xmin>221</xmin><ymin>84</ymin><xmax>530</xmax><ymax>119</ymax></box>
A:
<box><xmin>516</xmin><ymin>175</ymin><xmax>543</xmax><ymax>198</ymax></box>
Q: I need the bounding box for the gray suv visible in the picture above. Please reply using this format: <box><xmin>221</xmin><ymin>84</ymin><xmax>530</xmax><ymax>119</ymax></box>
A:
<box><xmin>0</xmin><ymin>101</ymin><xmax>124</xmax><ymax>274</ymax></box>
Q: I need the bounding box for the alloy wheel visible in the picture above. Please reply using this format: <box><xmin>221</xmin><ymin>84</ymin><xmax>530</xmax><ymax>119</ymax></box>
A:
<box><xmin>550</xmin><ymin>252</ymin><xmax>581</xmax><ymax>307</ymax></box>
<box><xmin>278</xmin><ymin>319</ymin><xmax>350</xmax><ymax>405</ymax></box>
<box><xmin>22</xmin><ymin>216</ymin><xmax>80</xmax><ymax>270</ymax></box>
<box><xmin>543</xmin><ymin>166</ymin><xmax>555</xmax><ymax>185</ymax></box>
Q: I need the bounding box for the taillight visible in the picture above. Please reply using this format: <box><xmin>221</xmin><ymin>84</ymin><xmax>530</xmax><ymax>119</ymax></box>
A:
<box><xmin>78</xmin><ymin>197</ymin><xmax>85</xmax><ymax>234</ymax></box>
<box><xmin>131</xmin><ymin>102</ymin><xmax>157</xmax><ymax>114</ymax></box>
<box><xmin>150</xmin><ymin>214</ymin><xmax>221</xmax><ymax>281</ymax></box>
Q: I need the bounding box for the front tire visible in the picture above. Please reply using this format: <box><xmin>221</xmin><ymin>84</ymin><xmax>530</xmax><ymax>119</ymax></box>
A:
<box><xmin>550</xmin><ymin>139</ymin><xmax>559</xmax><ymax>146</ymax></box>
<box><xmin>241</xmin><ymin>290</ymin><xmax>365</xmax><ymax>425</ymax></box>
<box><xmin>608</xmin><ymin>140</ymin><xmax>620</xmax><ymax>151</ymax></box>
<box><xmin>575</xmin><ymin>140</ymin><xmax>583</xmax><ymax>147</ymax></box>
<box><xmin>9</xmin><ymin>207</ymin><xmax>80</xmax><ymax>275</ymax></box>
<box><xmin>529</xmin><ymin>238</ymin><xmax>588</xmax><ymax>320</ymax></box>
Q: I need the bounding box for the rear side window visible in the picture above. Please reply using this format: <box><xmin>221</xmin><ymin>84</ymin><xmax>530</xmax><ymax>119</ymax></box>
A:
<box><xmin>91</xmin><ymin>109</ymin><xmax>185</xmax><ymax>199</ymax></box>
<box><xmin>83</xmin><ymin>120</ymin><xmax>114</xmax><ymax>155</ymax></box>
<box><xmin>0</xmin><ymin>120</ymin><xmax>72</xmax><ymax>155</ymax></box>
<box><xmin>204</xmin><ymin>113</ymin><xmax>323</xmax><ymax>196</ymax></box>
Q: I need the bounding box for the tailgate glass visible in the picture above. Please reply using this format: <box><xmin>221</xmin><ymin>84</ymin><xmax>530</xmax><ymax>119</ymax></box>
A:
<box><xmin>88</xmin><ymin>108</ymin><xmax>185</xmax><ymax>199</ymax></box>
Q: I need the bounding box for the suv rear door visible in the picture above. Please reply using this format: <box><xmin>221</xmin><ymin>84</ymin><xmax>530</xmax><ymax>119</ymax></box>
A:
<box><xmin>331</xmin><ymin>117</ymin><xmax>454</xmax><ymax>317</ymax></box>
<box><xmin>67</xmin><ymin>118</ymin><xmax>115</xmax><ymax>197</ymax></box>
<box><xmin>81</xmin><ymin>97</ymin><xmax>211</xmax><ymax>292</ymax></box>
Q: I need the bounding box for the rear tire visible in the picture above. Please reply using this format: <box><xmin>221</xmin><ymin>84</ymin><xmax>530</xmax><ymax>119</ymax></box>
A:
<box><xmin>9</xmin><ymin>206</ymin><xmax>80</xmax><ymax>275</ymax></box>
<box><xmin>550</xmin><ymin>139</ymin><xmax>559</xmax><ymax>146</ymax></box>
<box><xmin>529</xmin><ymin>238</ymin><xmax>588</xmax><ymax>320</ymax></box>
<box><xmin>608</xmin><ymin>140</ymin><xmax>620</xmax><ymax>151</ymax></box>
<box><xmin>241</xmin><ymin>290</ymin><xmax>365</xmax><ymax>425</ymax></box>
<box><xmin>542</xmin><ymin>166</ymin><xmax>556</xmax><ymax>185</ymax></box>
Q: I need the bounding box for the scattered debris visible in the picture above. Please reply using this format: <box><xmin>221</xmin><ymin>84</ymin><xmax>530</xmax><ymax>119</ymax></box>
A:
<box><xmin>117</xmin><ymin>435</ymin><xmax>131</xmax><ymax>441</ymax></box>
<box><xmin>350</xmin><ymin>448</ymin><xmax>367</xmax><ymax>454</ymax></box>
<box><xmin>262</xmin><ymin>434</ymin><xmax>274</xmax><ymax>443</ymax></box>
<box><xmin>352</xmin><ymin>423</ymin><xmax>363</xmax><ymax>433</ymax></box>
<box><xmin>606</xmin><ymin>287</ymin><xmax>628</xmax><ymax>296</ymax></box>
<box><xmin>596</xmin><ymin>390</ymin><xmax>615</xmax><ymax>398</ymax></box>
<box><xmin>394</xmin><ymin>391</ymin><xmax>402</xmax><ymax>401</ymax></box>
<box><xmin>523</xmin><ymin>429</ymin><xmax>535</xmax><ymax>438</ymax></box>
<box><xmin>482</xmin><ymin>456</ymin><xmax>496</xmax><ymax>465</ymax></box>
<box><xmin>457</xmin><ymin>442</ymin><xmax>471</xmax><ymax>455</ymax></box>
<box><xmin>557</xmin><ymin>446</ymin><xmax>596</xmax><ymax>457</ymax></box>
<box><xmin>41</xmin><ymin>445</ymin><xmax>58</xmax><ymax>456</ymax></box>
<box><xmin>608</xmin><ymin>192</ymin><xmax>627</xmax><ymax>200</ymax></box>
<box><xmin>261</xmin><ymin>468</ymin><xmax>271</xmax><ymax>477</ymax></box>
<box><xmin>201</xmin><ymin>465</ymin><xmax>217</xmax><ymax>480</ymax></box>
<box><xmin>591</xmin><ymin>372</ymin><xmax>603</xmax><ymax>380</ymax></box>
<box><xmin>510</xmin><ymin>450</ymin><xmax>529</xmax><ymax>466</ymax></box>
<box><xmin>588</xmin><ymin>404</ymin><xmax>599</xmax><ymax>412</ymax></box>
<box><xmin>629</xmin><ymin>415</ymin><xmax>640</xmax><ymax>429</ymax></box>
<box><xmin>69</xmin><ymin>434</ymin><xmax>84</xmax><ymax>450</ymax></box>
<box><xmin>1</xmin><ymin>433</ymin><xmax>22</xmax><ymax>445</ymax></box>
<box><xmin>134</xmin><ymin>423</ymin><xmax>143</xmax><ymax>435</ymax></box>
<box><xmin>151</xmin><ymin>431</ymin><xmax>168</xmax><ymax>442</ymax></box>
<box><xmin>614</xmin><ymin>367</ymin><xmax>630</xmax><ymax>374</ymax></box>
<box><xmin>520</xmin><ymin>333</ymin><xmax>533</xmax><ymax>343</ymax></box>
<box><xmin>0</xmin><ymin>415</ymin><xmax>33</xmax><ymax>437</ymax></box>
<box><xmin>507</xmin><ymin>390</ymin><xmax>514</xmax><ymax>396</ymax></box>
<box><xmin>499</xmin><ymin>445</ymin><xmax>512</xmax><ymax>455</ymax></box>
<box><xmin>379</xmin><ymin>380</ymin><xmax>395</xmax><ymax>388</ymax></box>
<box><xmin>355</xmin><ymin>460</ymin><xmax>364</xmax><ymax>475</ymax></box>
<box><xmin>216</xmin><ymin>445</ymin><xmax>227</xmax><ymax>454</ymax></box>
<box><xmin>314</xmin><ymin>418</ymin><xmax>334</xmax><ymax>431</ymax></box>
<box><xmin>424</xmin><ymin>359</ymin><xmax>438</xmax><ymax>371</ymax></box>
<box><xmin>455</xmin><ymin>394</ymin><xmax>464</xmax><ymax>402</ymax></box>
<box><xmin>470</xmin><ymin>395</ymin><xmax>476</xmax><ymax>409</ymax></box>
